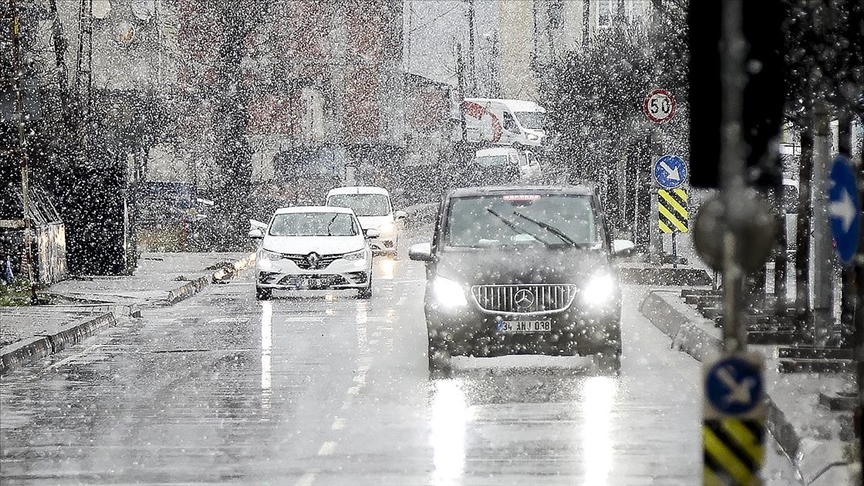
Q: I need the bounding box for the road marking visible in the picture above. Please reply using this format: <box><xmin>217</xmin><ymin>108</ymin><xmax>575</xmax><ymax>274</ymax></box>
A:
<box><xmin>317</xmin><ymin>441</ymin><xmax>336</xmax><ymax>456</ymax></box>
<box><xmin>294</xmin><ymin>471</ymin><xmax>318</xmax><ymax>486</ymax></box>
<box><xmin>331</xmin><ymin>417</ymin><xmax>346</xmax><ymax>430</ymax></box>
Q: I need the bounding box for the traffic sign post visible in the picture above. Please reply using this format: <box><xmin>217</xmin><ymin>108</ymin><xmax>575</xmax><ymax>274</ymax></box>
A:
<box><xmin>643</xmin><ymin>88</ymin><xmax>677</xmax><ymax>124</ymax></box>
<box><xmin>654</xmin><ymin>155</ymin><xmax>688</xmax><ymax>190</ymax></box>
<box><xmin>658</xmin><ymin>189</ymin><xmax>689</xmax><ymax>269</ymax></box>
<box><xmin>828</xmin><ymin>155</ymin><xmax>860</xmax><ymax>267</ymax></box>
<box><xmin>703</xmin><ymin>352</ymin><xmax>766</xmax><ymax>485</ymax></box>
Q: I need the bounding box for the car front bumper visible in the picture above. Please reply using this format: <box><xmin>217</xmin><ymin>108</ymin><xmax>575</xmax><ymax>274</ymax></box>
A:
<box><xmin>425</xmin><ymin>302</ymin><xmax>620</xmax><ymax>357</ymax></box>
<box><xmin>256</xmin><ymin>258</ymin><xmax>371</xmax><ymax>290</ymax></box>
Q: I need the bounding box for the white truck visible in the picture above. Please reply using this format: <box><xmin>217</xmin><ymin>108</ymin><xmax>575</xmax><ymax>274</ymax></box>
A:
<box><xmin>460</xmin><ymin>98</ymin><xmax>546</xmax><ymax>148</ymax></box>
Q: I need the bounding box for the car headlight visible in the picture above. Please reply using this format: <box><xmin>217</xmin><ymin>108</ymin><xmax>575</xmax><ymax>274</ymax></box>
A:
<box><xmin>580</xmin><ymin>273</ymin><xmax>617</xmax><ymax>307</ymax></box>
<box><xmin>432</xmin><ymin>276</ymin><xmax>468</xmax><ymax>309</ymax></box>
<box><xmin>527</xmin><ymin>133</ymin><xmax>539</xmax><ymax>141</ymax></box>
<box><xmin>258</xmin><ymin>249</ymin><xmax>282</xmax><ymax>261</ymax></box>
<box><xmin>378</xmin><ymin>222</ymin><xmax>396</xmax><ymax>235</ymax></box>
<box><xmin>343</xmin><ymin>249</ymin><xmax>366</xmax><ymax>261</ymax></box>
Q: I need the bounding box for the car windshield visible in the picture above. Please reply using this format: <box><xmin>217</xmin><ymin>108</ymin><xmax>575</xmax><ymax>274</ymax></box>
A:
<box><xmin>473</xmin><ymin>155</ymin><xmax>512</xmax><ymax>167</ymax></box>
<box><xmin>327</xmin><ymin>193</ymin><xmax>391</xmax><ymax>217</ymax></box>
<box><xmin>268</xmin><ymin>212</ymin><xmax>358</xmax><ymax>236</ymax></box>
<box><xmin>514</xmin><ymin>111</ymin><xmax>544</xmax><ymax>130</ymax></box>
<box><xmin>446</xmin><ymin>194</ymin><xmax>599</xmax><ymax>248</ymax></box>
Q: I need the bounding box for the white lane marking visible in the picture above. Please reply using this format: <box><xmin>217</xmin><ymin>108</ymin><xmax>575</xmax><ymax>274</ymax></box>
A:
<box><xmin>294</xmin><ymin>471</ymin><xmax>318</xmax><ymax>486</ymax></box>
<box><xmin>317</xmin><ymin>441</ymin><xmax>336</xmax><ymax>456</ymax></box>
<box><xmin>331</xmin><ymin>417</ymin><xmax>346</xmax><ymax>430</ymax></box>
<box><xmin>45</xmin><ymin>345</ymin><xmax>99</xmax><ymax>371</ymax></box>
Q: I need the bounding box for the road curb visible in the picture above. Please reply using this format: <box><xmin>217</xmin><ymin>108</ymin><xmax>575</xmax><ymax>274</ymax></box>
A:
<box><xmin>0</xmin><ymin>312</ymin><xmax>116</xmax><ymax>375</ymax></box>
<box><xmin>618</xmin><ymin>266</ymin><xmax>714</xmax><ymax>286</ymax></box>
<box><xmin>164</xmin><ymin>253</ymin><xmax>256</xmax><ymax>304</ymax></box>
<box><xmin>638</xmin><ymin>289</ymin><xmax>859</xmax><ymax>485</ymax></box>
<box><xmin>1</xmin><ymin>253</ymin><xmax>255</xmax><ymax>375</ymax></box>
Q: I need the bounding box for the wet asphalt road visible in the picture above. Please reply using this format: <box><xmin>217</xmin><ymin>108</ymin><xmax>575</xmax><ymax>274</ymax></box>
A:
<box><xmin>1</xmin><ymin>252</ymin><xmax>799</xmax><ymax>485</ymax></box>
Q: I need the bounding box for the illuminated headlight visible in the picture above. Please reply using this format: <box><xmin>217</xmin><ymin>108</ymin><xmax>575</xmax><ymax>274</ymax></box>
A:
<box><xmin>527</xmin><ymin>133</ymin><xmax>539</xmax><ymax>141</ymax></box>
<box><xmin>432</xmin><ymin>276</ymin><xmax>468</xmax><ymax>309</ymax></box>
<box><xmin>342</xmin><ymin>249</ymin><xmax>366</xmax><ymax>261</ymax></box>
<box><xmin>378</xmin><ymin>222</ymin><xmax>396</xmax><ymax>236</ymax></box>
<box><xmin>580</xmin><ymin>273</ymin><xmax>617</xmax><ymax>307</ymax></box>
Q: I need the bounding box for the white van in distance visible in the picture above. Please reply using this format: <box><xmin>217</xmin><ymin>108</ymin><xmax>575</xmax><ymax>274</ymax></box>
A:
<box><xmin>461</xmin><ymin>98</ymin><xmax>546</xmax><ymax>148</ymax></box>
<box><xmin>325</xmin><ymin>186</ymin><xmax>407</xmax><ymax>257</ymax></box>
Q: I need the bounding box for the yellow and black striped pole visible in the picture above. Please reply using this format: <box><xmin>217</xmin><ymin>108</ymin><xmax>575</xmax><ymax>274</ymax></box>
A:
<box><xmin>703</xmin><ymin>352</ymin><xmax>766</xmax><ymax>485</ymax></box>
<box><xmin>658</xmin><ymin>188</ymin><xmax>689</xmax><ymax>234</ymax></box>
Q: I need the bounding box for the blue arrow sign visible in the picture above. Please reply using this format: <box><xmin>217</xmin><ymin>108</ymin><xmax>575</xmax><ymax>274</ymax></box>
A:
<box><xmin>705</xmin><ymin>356</ymin><xmax>763</xmax><ymax>416</ymax></box>
<box><xmin>653</xmin><ymin>155</ymin><xmax>687</xmax><ymax>189</ymax></box>
<box><xmin>829</xmin><ymin>155</ymin><xmax>860</xmax><ymax>266</ymax></box>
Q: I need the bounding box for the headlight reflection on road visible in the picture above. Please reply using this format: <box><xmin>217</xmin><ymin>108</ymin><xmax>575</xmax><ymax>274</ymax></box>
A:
<box><xmin>378</xmin><ymin>257</ymin><xmax>396</xmax><ymax>280</ymax></box>
<box><xmin>260</xmin><ymin>301</ymin><xmax>273</xmax><ymax>411</ymax></box>
<box><xmin>431</xmin><ymin>380</ymin><xmax>472</xmax><ymax>486</ymax></box>
<box><xmin>580</xmin><ymin>377</ymin><xmax>618</xmax><ymax>486</ymax></box>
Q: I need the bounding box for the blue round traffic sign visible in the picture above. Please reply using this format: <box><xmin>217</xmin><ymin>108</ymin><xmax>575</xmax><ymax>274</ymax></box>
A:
<box><xmin>705</xmin><ymin>356</ymin><xmax>763</xmax><ymax>416</ymax></box>
<box><xmin>653</xmin><ymin>155</ymin><xmax>687</xmax><ymax>189</ymax></box>
<box><xmin>829</xmin><ymin>155</ymin><xmax>860</xmax><ymax>266</ymax></box>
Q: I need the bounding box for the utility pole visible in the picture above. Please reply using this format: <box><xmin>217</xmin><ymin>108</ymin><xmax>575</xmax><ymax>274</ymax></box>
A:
<box><xmin>1</xmin><ymin>0</ymin><xmax>36</xmax><ymax>297</ymax></box>
<box><xmin>466</xmin><ymin>0</ymin><xmax>476</xmax><ymax>96</ymax></box>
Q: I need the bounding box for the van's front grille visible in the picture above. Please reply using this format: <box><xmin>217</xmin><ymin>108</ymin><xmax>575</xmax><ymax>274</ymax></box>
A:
<box><xmin>471</xmin><ymin>284</ymin><xmax>577</xmax><ymax>314</ymax></box>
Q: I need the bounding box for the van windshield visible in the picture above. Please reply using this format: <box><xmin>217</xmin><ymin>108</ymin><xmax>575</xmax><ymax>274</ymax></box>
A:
<box><xmin>328</xmin><ymin>193</ymin><xmax>391</xmax><ymax>217</ymax></box>
<box><xmin>473</xmin><ymin>155</ymin><xmax>513</xmax><ymax>167</ymax></box>
<box><xmin>514</xmin><ymin>111</ymin><xmax>544</xmax><ymax>130</ymax></box>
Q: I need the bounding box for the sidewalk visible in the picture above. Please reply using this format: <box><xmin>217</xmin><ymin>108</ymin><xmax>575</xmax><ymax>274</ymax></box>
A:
<box><xmin>640</xmin><ymin>287</ymin><xmax>862</xmax><ymax>485</ymax></box>
<box><xmin>0</xmin><ymin>252</ymin><xmax>255</xmax><ymax>375</ymax></box>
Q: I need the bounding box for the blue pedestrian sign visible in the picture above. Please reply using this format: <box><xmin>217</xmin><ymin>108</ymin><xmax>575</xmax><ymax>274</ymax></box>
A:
<box><xmin>829</xmin><ymin>155</ymin><xmax>860</xmax><ymax>266</ymax></box>
<box><xmin>705</xmin><ymin>355</ymin><xmax>763</xmax><ymax>417</ymax></box>
<box><xmin>653</xmin><ymin>155</ymin><xmax>687</xmax><ymax>189</ymax></box>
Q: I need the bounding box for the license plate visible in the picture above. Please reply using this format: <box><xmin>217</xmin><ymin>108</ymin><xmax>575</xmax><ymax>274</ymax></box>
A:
<box><xmin>499</xmin><ymin>320</ymin><xmax>552</xmax><ymax>334</ymax></box>
<box><xmin>292</xmin><ymin>277</ymin><xmax>329</xmax><ymax>289</ymax></box>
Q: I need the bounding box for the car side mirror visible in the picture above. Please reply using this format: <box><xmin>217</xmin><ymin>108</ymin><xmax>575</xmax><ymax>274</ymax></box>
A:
<box><xmin>364</xmin><ymin>228</ymin><xmax>380</xmax><ymax>239</ymax></box>
<box><xmin>248</xmin><ymin>228</ymin><xmax>264</xmax><ymax>239</ymax></box>
<box><xmin>409</xmin><ymin>243</ymin><xmax>433</xmax><ymax>262</ymax></box>
<box><xmin>612</xmin><ymin>239</ymin><xmax>635</xmax><ymax>258</ymax></box>
<box><xmin>394</xmin><ymin>210</ymin><xmax>408</xmax><ymax>221</ymax></box>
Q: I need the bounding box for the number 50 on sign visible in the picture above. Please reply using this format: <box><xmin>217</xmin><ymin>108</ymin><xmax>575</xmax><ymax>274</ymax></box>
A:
<box><xmin>643</xmin><ymin>89</ymin><xmax>677</xmax><ymax>124</ymax></box>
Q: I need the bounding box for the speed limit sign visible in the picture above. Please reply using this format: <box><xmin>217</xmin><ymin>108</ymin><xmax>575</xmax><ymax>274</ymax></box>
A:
<box><xmin>643</xmin><ymin>89</ymin><xmax>677</xmax><ymax>123</ymax></box>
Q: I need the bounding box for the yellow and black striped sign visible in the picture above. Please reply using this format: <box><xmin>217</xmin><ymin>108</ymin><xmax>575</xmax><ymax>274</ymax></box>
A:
<box><xmin>703</xmin><ymin>418</ymin><xmax>765</xmax><ymax>485</ymax></box>
<box><xmin>658</xmin><ymin>188</ymin><xmax>689</xmax><ymax>233</ymax></box>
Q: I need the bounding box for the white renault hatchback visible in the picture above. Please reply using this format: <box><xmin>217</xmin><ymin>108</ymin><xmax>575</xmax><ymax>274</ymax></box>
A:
<box><xmin>249</xmin><ymin>206</ymin><xmax>377</xmax><ymax>300</ymax></box>
<box><xmin>325</xmin><ymin>186</ymin><xmax>406</xmax><ymax>257</ymax></box>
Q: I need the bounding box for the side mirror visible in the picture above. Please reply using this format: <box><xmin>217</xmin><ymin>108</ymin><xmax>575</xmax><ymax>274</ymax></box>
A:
<box><xmin>249</xmin><ymin>228</ymin><xmax>265</xmax><ymax>239</ymax></box>
<box><xmin>612</xmin><ymin>239</ymin><xmax>636</xmax><ymax>258</ymax></box>
<box><xmin>394</xmin><ymin>210</ymin><xmax>408</xmax><ymax>221</ymax></box>
<box><xmin>408</xmin><ymin>243</ymin><xmax>433</xmax><ymax>262</ymax></box>
<box><xmin>364</xmin><ymin>228</ymin><xmax>380</xmax><ymax>239</ymax></box>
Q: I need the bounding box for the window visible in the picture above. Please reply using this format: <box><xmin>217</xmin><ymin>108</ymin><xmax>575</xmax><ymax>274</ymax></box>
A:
<box><xmin>269</xmin><ymin>212</ymin><xmax>358</xmax><ymax>237</ymax></box>
<box><xmin>327</xmin><ymin>193</ymin><xmax>391</xmax><ymax>217</ymax></box>
<box><xmin>502</xmin><ymin>112</ymin><xmax>519</xmax><ymax>132</ymax></box>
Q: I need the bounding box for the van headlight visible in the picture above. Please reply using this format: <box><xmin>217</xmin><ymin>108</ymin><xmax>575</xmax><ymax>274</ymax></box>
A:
<box><xmin>343</xmin><ymin>249</ymin><xmax>366</xmax><ymax>261</ymax></box>
<box><xmin>378</xmin><ymin>222</ymin><xmax>396</xmax><ymax>236</ymax></box>
<box><xmin>432</xmin><ymin>276</ymin><xmax>468</xmax><ymax>309</ymax></box>
<box><xmin>580</xmin><ymin>273</ymin><xmax>617</xmax><ymax>307</ymax></box>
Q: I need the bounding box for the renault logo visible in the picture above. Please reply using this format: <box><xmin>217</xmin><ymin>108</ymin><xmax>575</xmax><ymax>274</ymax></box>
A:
<box><xmin>514</xmin><ymin>289</ymin><xmax>535</xmax><ymax>308</ymax></box>
<box><xmin>306</xmin><ymin>252</ymin><xmax>321</xmax><ymax>269</ymax></box>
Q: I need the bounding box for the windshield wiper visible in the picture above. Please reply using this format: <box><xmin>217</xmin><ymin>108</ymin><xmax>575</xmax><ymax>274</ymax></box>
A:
<box><xmin>326</xmin><ymin>214</ymin><xmax>339</xmax><ymax>236</ymax></box>
<box><xmin>485</xmin><ymin>208</ymin><xmax>553</xmax><ymax>247</ymax></box>
<box><xmin>511</xmin><ymin>211</ymin><xmax>582</xmax><ymax>247</ymax></box>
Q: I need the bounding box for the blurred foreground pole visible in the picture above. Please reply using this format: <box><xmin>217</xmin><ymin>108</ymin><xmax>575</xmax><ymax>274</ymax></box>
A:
<box><xmin>812</xmin><ymin>101</ymin><xmax>835</xmax><ymax>344</ymax></box>
<box><xmin>797</xmin><ymin>129</ymin><xmax>815</xmax><ymax>337</ymax></box>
